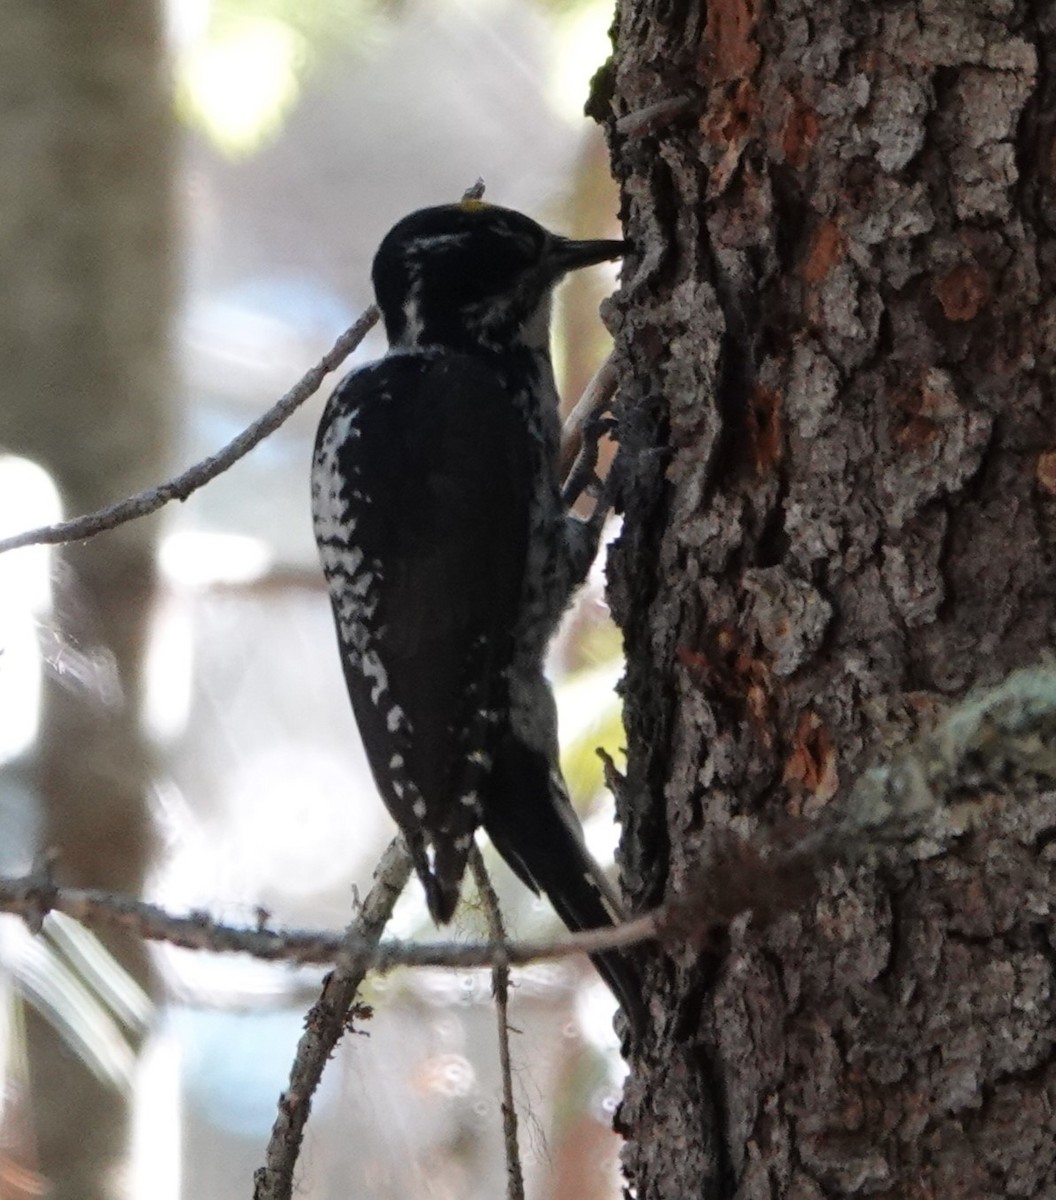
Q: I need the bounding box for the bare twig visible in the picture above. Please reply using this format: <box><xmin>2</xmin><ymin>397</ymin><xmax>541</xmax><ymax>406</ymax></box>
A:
<box><xmin>0</xmin><ymin>865</ymin><xmax>662</xmax><ymax>970</ymax></box>
<box><xmin>253</xmin><ymin>837</ymin><xmax>412</xmax><ymax>1200</ymax></box>
<box><xmin>0</xmin><ymin>179</ymin><xmax>500</xmax><ymax>558</ymax></box>
<box><xmin>0</xmin><ymin>306</ymin><xmax>379</xmax><ymax>556</ymax></box>
<box><xmin>470</xmin><ymin>849</ymin><xmax>525</xmax><ymax>1200</ymax></box>
<box><xmin>0</xmin><ymin>301</ymin><xmax>616</xmax><ymax>557</ymax></box>
<box><xmin>615</xmin><ymin>96</ymin><xmax>696</xmax><ymax>139</ymax></box>
<box><xmin>559</xmin><ymin>351</ymin><xmax>619</xmax><ymax>487</ymax></box>
<box><xmin>8</xmin><ymin>668</ymin><xmax>1056</xmax><ymax>978</ymax></box>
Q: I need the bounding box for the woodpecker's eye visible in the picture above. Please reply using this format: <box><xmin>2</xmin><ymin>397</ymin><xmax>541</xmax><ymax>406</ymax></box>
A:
<box><xmin>449</xmin><ymin>227</ymin><xmax>543</xmax><ymax>292</ymax></box>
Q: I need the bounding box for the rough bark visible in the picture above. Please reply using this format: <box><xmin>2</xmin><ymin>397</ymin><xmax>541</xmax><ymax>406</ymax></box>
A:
<box><xmin>0</xmin><ymin>1</ymin><xmax>174</xmax><ymax>1195</ymax></box>
<box><xmin>597</xmin><ymin>1</ymin><xmax>1056</xmax><ymax>1196</ymax></box>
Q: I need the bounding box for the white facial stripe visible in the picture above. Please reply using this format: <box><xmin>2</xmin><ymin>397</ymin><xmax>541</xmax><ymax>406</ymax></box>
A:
<box><xmin>408</xmin><ymin>232</ymin><xmax>474</xmax><ymax>252</ymax></box>
<box><xmin>398</xmin><ymin>273</ymin><xmax>425</xmax><ymax>346</ymax></box>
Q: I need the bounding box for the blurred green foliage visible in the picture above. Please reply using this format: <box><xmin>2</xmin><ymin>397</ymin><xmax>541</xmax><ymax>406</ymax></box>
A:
<box><xmin>176</xmin><ymin>0</ymin><xmax>382</xmax><ymax>155</ymax></box>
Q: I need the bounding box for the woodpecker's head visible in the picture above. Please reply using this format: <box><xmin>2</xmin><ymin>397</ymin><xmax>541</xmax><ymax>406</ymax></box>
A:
<box><xmin>372</xmin><ymin>201</ymin><xmax>626</xmax><ymax>354</ymax></box>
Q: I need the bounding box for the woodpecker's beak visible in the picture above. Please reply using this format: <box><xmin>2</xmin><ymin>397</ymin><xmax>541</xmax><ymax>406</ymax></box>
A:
<box><xmin>546</xmin><ymin>236</ymin><xmax>628</xmax><ymax>276</ymax></box>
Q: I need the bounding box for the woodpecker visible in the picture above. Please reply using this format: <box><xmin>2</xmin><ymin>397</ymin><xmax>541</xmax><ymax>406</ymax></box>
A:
<box><xmin>311</xmin><ymin>200</ymin><xmax>641</xmax><ymax>1032</ymax></box>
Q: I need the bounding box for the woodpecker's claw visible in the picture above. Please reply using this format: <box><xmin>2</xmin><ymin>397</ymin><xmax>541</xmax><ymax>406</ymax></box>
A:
<box><xmin>562</xmin><ymin>414</ymin><xmax>619</xmax><ymax>508</ymax></box>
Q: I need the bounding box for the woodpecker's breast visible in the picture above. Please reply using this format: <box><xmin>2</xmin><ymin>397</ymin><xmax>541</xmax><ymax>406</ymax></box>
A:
<box><xmin>505</xmin><ymin>350</ymin><xmax>572</xmax><ymax>667</ymax></box>
<box><xmin>311</xmin><ymin>350</ymin><xmax>537</xmax><ymax>855</ymax></box>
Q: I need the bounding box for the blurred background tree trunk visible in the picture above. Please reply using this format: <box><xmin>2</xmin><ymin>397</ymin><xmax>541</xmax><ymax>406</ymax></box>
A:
<box><xmin>599</xmin><ymin>2</ymin><xmax>1056</xmax><ymax>1195</ymax></box>
<box><xmin>0</xmin><ymin>0</ymin><xmax>174</xmax><ymax>1195</ymax></box>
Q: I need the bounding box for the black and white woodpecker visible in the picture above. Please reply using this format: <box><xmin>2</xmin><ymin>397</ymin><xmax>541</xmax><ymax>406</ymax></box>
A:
<box><xmin>311</xmin><ymin>199</ymin><xmax>641</xmax><ymax>1032</ymax></box>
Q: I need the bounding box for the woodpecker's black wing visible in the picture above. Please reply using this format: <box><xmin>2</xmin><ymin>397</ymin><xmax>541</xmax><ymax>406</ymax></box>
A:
<box><xmin>312</xmin><ymin>350</ymin><xmax>532</xmax><ymax>922</ymax></box>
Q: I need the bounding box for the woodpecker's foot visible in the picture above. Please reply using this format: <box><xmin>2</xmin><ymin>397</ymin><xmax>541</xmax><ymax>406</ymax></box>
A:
<box><xmin>562</xmin><ymin>413</ymin><xmax>619</xmax><ymax>507</ymax></box>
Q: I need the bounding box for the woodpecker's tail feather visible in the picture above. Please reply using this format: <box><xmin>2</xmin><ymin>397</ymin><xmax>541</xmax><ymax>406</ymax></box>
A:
<box><xmin>404</xmin><ymin>831</ymin><xmax>465</xmax><ymax>926</ymax></box>
<box><xmin>422</xmin><ymin>868</ymin><xmax>462</xmax><ymax>926</ymax></box>
<box><xmin>482</xmin><ymin>733</ymin><xmax>645</xmax><ymax>1039</ymax></box>
<box><xmin>428</xmin><ymin>838</ymin><xmax>472</xmax><ymax>925</ymax></box>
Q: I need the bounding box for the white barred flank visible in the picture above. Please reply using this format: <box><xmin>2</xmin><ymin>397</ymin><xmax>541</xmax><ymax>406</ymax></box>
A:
<box><xmin>312</xmin><ymin>385</ymin><xmax>412</xmax><ymax>763</ymax></box>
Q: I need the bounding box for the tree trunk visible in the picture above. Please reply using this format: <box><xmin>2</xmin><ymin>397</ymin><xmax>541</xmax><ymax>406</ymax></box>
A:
<box><xmin>598</xmin><ymin>2</ymin><xmax>1056</xmax><ymax>1196</ymax></box>
<box><xmin>0</xmin><ymin>1</ymin><xmax>174</xmax><ymax>1195</ymax></box>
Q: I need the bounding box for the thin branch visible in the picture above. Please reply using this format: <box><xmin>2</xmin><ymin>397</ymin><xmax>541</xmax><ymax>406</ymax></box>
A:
<box><xmin>7</xmin><ymin>669</ymin><xmax>1056</xmax><ymax>976</ymax></box>
<box><xmin>0</xmin><ymin>311</ymin><xmax>616</xmax><ymax>556</ymax></box>
<box><xmin>0</xmin><ymin>865</ymin><xmax>662</xmax><ymax>970</ymax></box>
<box><xmin>0</xmin><ymin>179</ymin><xmax>486</xmax><ymax>555</ymax></box>
<box><xmin>615</xmin><ymin>96</ymin><xmax>696</xmax><ymax>139</ymax></box>
<box><xmin>470</xmin><ymin>849</ymin><xmax>525</xmax><ymax>1200</ymax></box>
<box><xmin>0</xmin><ymin>306</ymin><xmax>379</xmax><ymax>556</ymax></box>
<box><xmin>559</xmin><ymin>351</ymin><xmax>619</xmax><ymax>488</ymax></box>
<box><xmin>253</xmin><ymin>836</ymin><xmax>412</xmax><ymax>1200</ymax></box>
